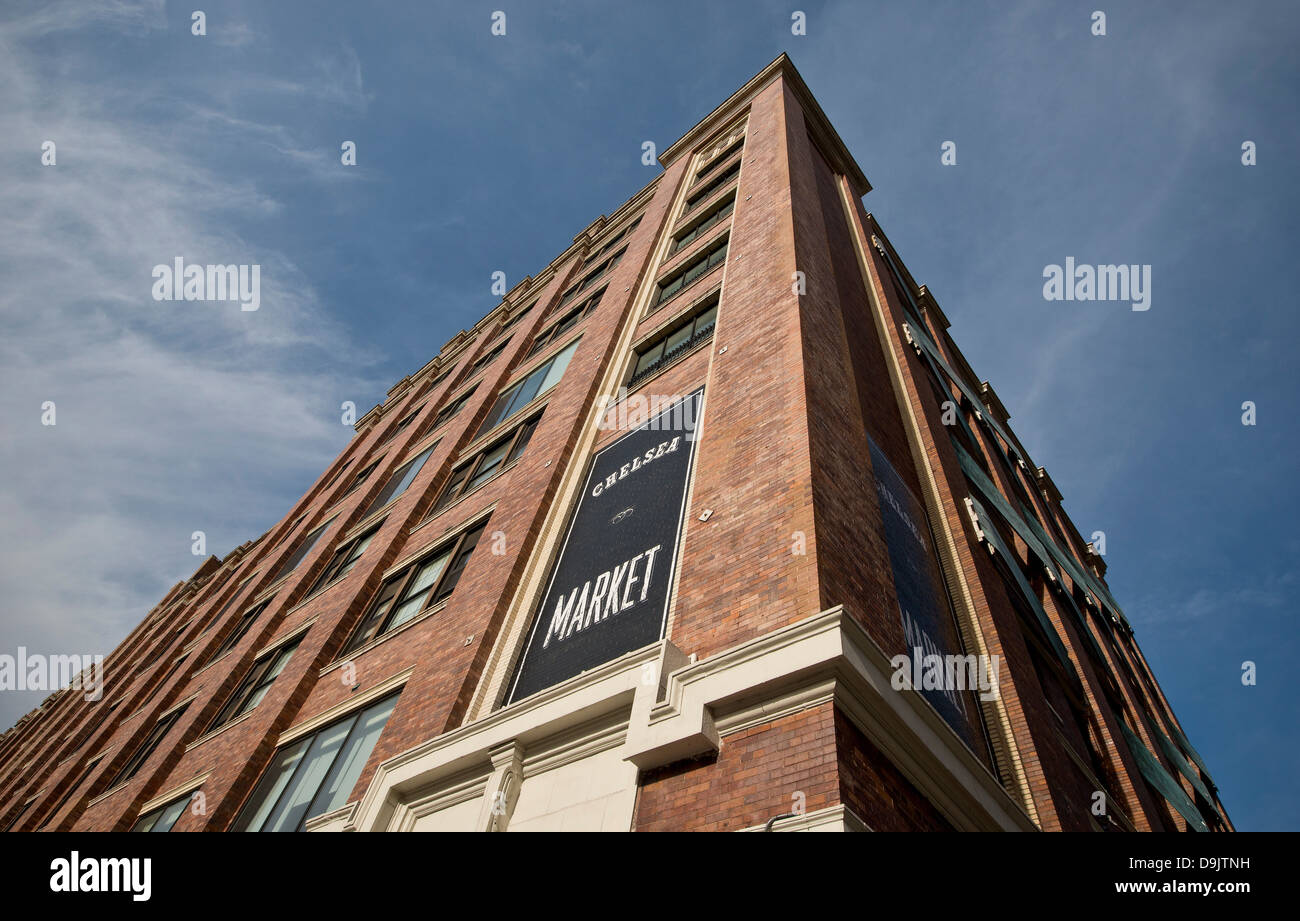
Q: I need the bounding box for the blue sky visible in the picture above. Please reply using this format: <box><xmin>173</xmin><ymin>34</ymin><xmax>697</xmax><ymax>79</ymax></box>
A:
<box><xmin>1</xmin><ymin>0</ymin><xmax>1295</xmax><ymax>831</ymax></box>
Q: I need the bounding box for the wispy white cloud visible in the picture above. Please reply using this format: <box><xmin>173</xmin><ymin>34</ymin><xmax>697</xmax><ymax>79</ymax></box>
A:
<box><xmin>0</xmin><ymin>0</ymin><xmax>165</xmax><ymax>41</ymax></box>
<box><xmin>0</xmin><ymin>1</ymin><xmax>382</xmax><ymax>727</ymax></box>
<box><xmin>202</xmin><ymin>42</ymin><xmax>374</xmax><ymax>112</ymax></box>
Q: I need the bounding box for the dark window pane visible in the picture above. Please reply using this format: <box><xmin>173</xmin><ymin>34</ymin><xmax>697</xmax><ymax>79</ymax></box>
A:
<box><xmin>505</xmin><ymin>418</ymin><xmax>539</xmax><ymax>465</ymax></box>
<box><xmin>344</xmin><ymin>577</ymin><xmax>403</xmax><ymax>653</ymax></box>
<box><xmin>434</xmin><ymin>464</ymin><xmax>471</xmax><ymax>511</ymax></box>
<box><xmin>664</xmin><ymin>323</ymin><xmax>692</xmax><ymax>355</ymax></box>
<box><xmin>507</xmin><ymin>367</ymin><xmax>547</xmax><ymax>415</ymax></box>
<box><xmin>206</xmin><ymin>599</ymin><xmax>271</xmax><ymax>665</ymax></box>
<box><xmin>465</xmin><ymin>442</ymin><xmax>510</xmax><ymax>492</ymax></box>
<box><xmin>273</xmin><ymin>521</ymin><xmax>331</xmax><ymax>581</ymax></box>
<box><xmin>431</xmin><ymin>524</ymin><xmax>486</xmax><ymax>605</ymax></box>
<box><xmin>109</xmin><ymin>705</ymin><xmax>188</xmax><ymax>788</ymax></box>
<box><xmin>362</xmin><ymin>446</ymin><xmax>434</xmax><ymax>517</ymax></box>
<box><xmin>632</xmin><ymin>343</ymin><xmax>665</xmax><ymax>377</ymax></box>
<box><xmin>387</xmin><ymin>554</ymin><xmax>448</xmax><ymax>629</ymax></box>
<box><xmin>693</xmin><ymin>305</ymin><xmax>718</xmax><ymax>334</ymax></box>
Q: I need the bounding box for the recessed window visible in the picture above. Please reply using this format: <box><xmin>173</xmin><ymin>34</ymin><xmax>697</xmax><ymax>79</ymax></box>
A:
<box><xmin>488</xmin><ymin>301</ymin><xmax>535</xmax><ymax>340</ymax></box>
<box><xmin>343</xmin><ymin>461</ymin><xmax>379</xmax><ymax>497</ymax></box>
<box><xmin>429</xmin><ymin>387</ymin><xmax>476</xmax><ymax>431</ymax></box>
<box><xmin>559</xmin><ymin>248</ymin><xmax>626</xmax><ymax>308</ymax></box>
<box><xmin>360</xmin><ymin>445</ymin><xmax>436</xmax><ymax>518</ymax></box>
<box><xmin>377</xmin><ymin>405</ymin><xmax>422</xmax><ymax>447</ymax></box>
<box><xmin>232</xmin><ymin>692</ymin><xmax>400</xmax><ymax>832</ymax></box>
<box><xmin>130</xmin><ymin>793</ymin><xmax>194</xmax><ymax>832</ymax></box>
<box><xmin>207</xmin><ymin>638</ymin><xmax>301</xmax><ymax>731</ymax></box>
<box><xmin>309</xmin><ymin>524</ymin><xmax>380</xmax><ymax>594</ymax></box>
<box><xmin>204</xmin><ymin>598</ymin><xmax>273</xmax><ymax>666</ymax></box>
<box><xmin>470</xmin><ymin>338</ymin><xmax>510</xmax><ymax>373</ymax></box>
<box><xmin>435</xmin><ymin>417</ymin><xmax>540</xmax><ymax>513</ymax></box>
<box><xmin>684</xmin><ymin>159</ymin><xmax>740</xmax><ymax>213</ymax></box>
<box><xmin>272</xmin><ymin>520</ymin><xmax>334</xmax><ymax>582</ymax></box>
<box><xmin>630</xmin><ymin>294</ymin><xmax>719</xmax><ymax>385</ymax></box>
<box><xmin>136</xmin><ymin>652</ymin><xmax>191</xmax><ymax>712</ymax></box>
<box><xmin>2</xmin><ymin>797</ymin><xmax>37</xmax><ymax>833</ymax></box>
<box><xmin>692</xmin><ymin>136</ymin><xmax>744</xmax><ymax>185</ymax></box>
<box><xmin>37</xmin><ymin>756</ymin><xmax>102</xmax><ymax>829</ymax></box>
<box><xmin>653</xmin><ymin>236</ymin><xmax>728</xmax><ymax>309</ymax></box>
<box><xmin>496</xmin><ymin>301</ymin><xmax>536</xmax><ymax>335</ymax></box>
<box><xmin>342</xmin><ymin>522</ymin><xmax>487</xmax><ymax>654</ymax></box>
<box><xmin>475</xmin><ymin>340</ymin><xmax>578</xmax><ymax>438</ymax></box>
<box><xmin>322</xmin><ymin>458</ymin><xmax>354</xmax><ymax>492</ymax></box>
<box><xmin>107</xmin><ymin>704</ymin><xmax>189</xmax><ymax>789</ymax></box>
<box><xmin>526</xmin><ymin>295</ymin><xmax>600</xmax><ymax>359</ymax></box>
<box><xmin>670</xmin><ymin>193</ymin><xmax>734</xmax><ymax>255</ymax></box>
<box><xmin>428</xmin><ymin>365</ymin><xmax>456</xmax><ymax>389</ymax></box>
<box><xmin>582</xmin><ymin>216</ymin><xmax>642</xmax><ymax>267</ymax></box>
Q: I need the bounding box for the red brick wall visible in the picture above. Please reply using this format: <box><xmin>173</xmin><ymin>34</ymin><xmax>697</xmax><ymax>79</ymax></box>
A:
<box><xmin>634</xmin><ymin>703</ymin><xmax>839</xmax><ymax>832</ymax></box>
<box><xmin>834</xmin><ymin>708</ymin><xmax>954</xmax><ymax>831</ymax></box>
<box><xmin>665</xmin><ymin>78</ymin><xmax>822</xmax><ymax>662</ymax></box>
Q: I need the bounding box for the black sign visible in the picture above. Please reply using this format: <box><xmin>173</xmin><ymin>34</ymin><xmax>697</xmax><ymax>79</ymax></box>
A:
<box><xmin>508</xmin><ymin>389</ymin><xmax>703</xmax><ymax>703</ymax></box>
<box><xmin>869</xmin><ymin>436</ymin><xmax>985</xmax><ymax>754</ymax></box>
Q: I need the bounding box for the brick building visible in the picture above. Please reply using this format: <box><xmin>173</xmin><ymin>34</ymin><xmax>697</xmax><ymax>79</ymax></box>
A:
<box><xmin>0</xmin><ymin>55</ymin><xmax>1230</xmax><ymax>833</ymax></box>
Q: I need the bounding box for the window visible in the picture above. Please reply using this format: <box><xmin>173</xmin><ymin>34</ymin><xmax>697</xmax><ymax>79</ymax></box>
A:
<box><xmin>360</xmin><ymin>445</ymin><xmax>436</xmax><ymax>517</ymax></box>
<box><xmin>670</xmin><ymin>193</ymin><xmax>734</xmax><ymax>255</ymax></box>
<box><xmin>309</xmin><ymin>525</ymin><xmax>380</xmax><ymax>594</ymax></box>
<box><xmin>630</xmin><ymin>295</ymin><xmax>719</xmax><ymax>385</ymax></box>
<box><xmin>526</xmin><ymin>294</ymin><xmax>601</xmax><ymax>358</ymax></box>
<box><xmin>136</xmin><ymin>652</ymin><xmax>191</xmax><ymax>712</ymax></box>
<box><xmin>233</xmin><ymin>692</ymin><xmax>399</xmax><ymax>832</ymax></box>
<box><xmin>199</xmin><ymin>582</ymin><xmax>244</xmax><ymax>635</ymax></box>
<box><xmin>272</xmin><ymin>520</ymin><xmax>333</xmax><ymax>581</ymax></box>
<box><xmin>475</xmin><ymin>340</ymin><xmax>578</xmax><ymax>437</ymax></box>
<box><xmin>692</xmin><ymin>137</ymin><xmax>743</xmax><ymax>185</ymax></box>
<box><xmin>582</xmin><ymin>216</ymin><xmax>642</xmax><ymax>267</ymax></box>
<box><xmin>557</xmin><ymin>285</ymin><xmax>605</xmax><ymax>322</ymax></box>
<box><xmin>470</xmin><ymin>338</ymin><xmax>510</xmax><ymax>374</ymax></box>
<box><xmin>2</xmin><ymin>797</ymin><xmax>36</xmax><ymax>833</ymax></box>
<box><xmin>653</xmin><ymin>236</ymin><xmax>728</xmax><ymax>308</ymax></box>
<box><xmin>559</xmin><ymin>249</ymin><xmax>626</xmax><ymax>308</ymax></box>
<box><xmin>434</xmin><ymin>420</ymin><xmax>539</xmax><ymax>514</ymax></box>
<box><xmin>496</xmin><ymin>302</ymin><xmax>535</xmax><ymax>336</ymax></box>
<box><xmin>377</xmin><ymin>406</ymin><xmax>422</xmax><ymax>447</ymax></box>
<box><xmin>341</xmin><ymin>522</ymin><xmax>487</xmax><ymax>654</ymax></box>
<box><xmin>107</xmin><ymin>704</ymin><xmax>189</xmax><ymax>789</ymax></box>
<box><xmin>130</xmin><ymin>793</ymin><xmax>193</xmax><ymax>832</ymax></box>
<box><xmin>428</xmin><ymin>365</ymin><xmax>455</xmax><ymax>390</ymax></box>
<box><xmin>38</xmin><ymin>757</ymin><xmax>102</xmax><ymax>828</ymax></box>
<box><xmin>207</xmin><ymin>638</ymin><xmax>301</xmax><ymax>730</ymax></box>
<box><xmin>684</xmin><ymin>160</ymin><xmax>740</xmax><ymax>213</ymax></box>
<box><xmin>429</xmin><ymin>387</ymin><xmax>476</xmax><ymax>431</ymax></box>
<box><xmin>204</xmin><ymin>598</ymin><xmax>273</xmax><ymax>666</ymax></box>
<box><xmin>321</xmin><ymin>458</ymin><xmax>353</xmax><ymax>492</ymax></box>
<box><xmin>343</xmin><ymin>461</ymin><xmax>379</xmax><ymax>496</ymax></box>
<box><xmin>510</xmin><ymin>301</ymin><xmax>538</xmax><ymax>323</ymax></box>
